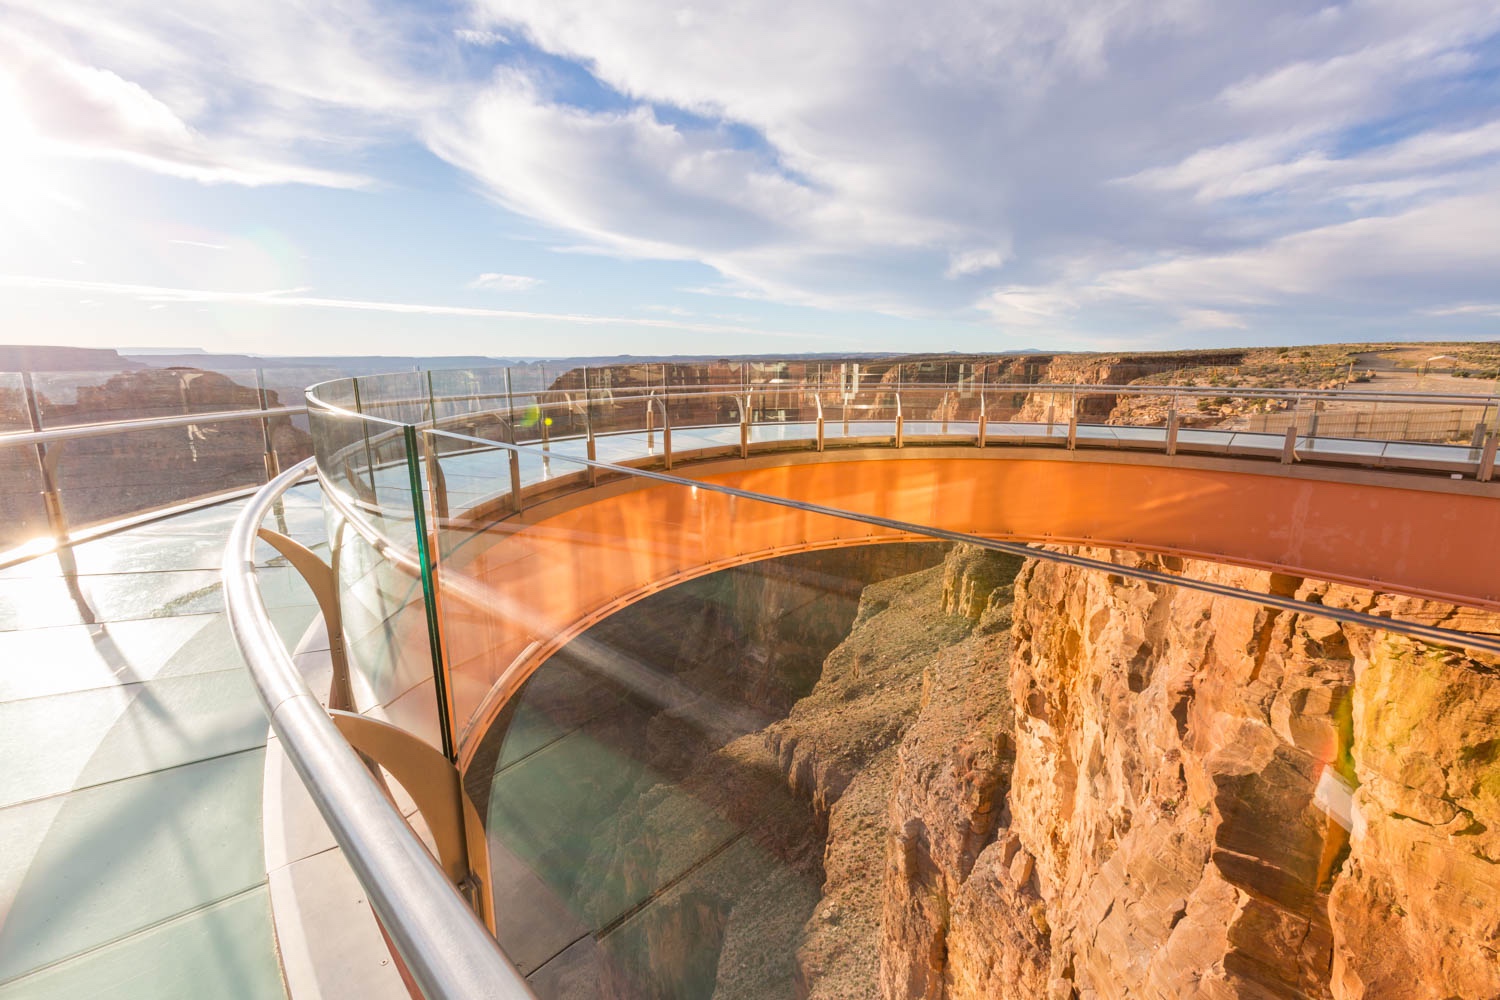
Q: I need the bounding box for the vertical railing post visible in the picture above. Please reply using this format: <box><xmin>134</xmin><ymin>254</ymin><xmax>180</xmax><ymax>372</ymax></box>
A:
<box><xmin>504</xmin><ymin>367</ymin><xmax>515</xmax><ymax>426</ymax></box>
<box><xmin>646</xmin><ymin>394</ymin><xmax>656</xmax><ymax>452</ymax></box>
<box><xmin>1281</xmin><ymin>425</ymin><xmax>1298</xmax><ymax>464</ymax></box>
<box><xmin>21</xmin><ymin>371</ymin><xmax>68</xmax><ymax>544</ymax></box>
<box><xmin>740</xmin><ymin>392</ymin><xmax>751</xmax><ymax>459</ymax></box>
<box><xmin>895</xmin><ymin>390</ymin><xmax>905</xmax><ymax>448</ymax></box>
<box><xmin>584</xmin><ymin>386</ymin><xmax>598</xmax><ymax>487</ymax></box>
<box><xmin>350</xmin><ymin>378</ymin><xmax>378</xmax><ymax>499</ymax></box>
<box><xmin>1166</xmin><ymin>391</ymin><xmax>1180</xmax><ymax>456</ymax></box>
<box><xmin>940</xmin><ymin>391</ymin><xmax>950</xmax><ymax>436</ymax></box>
<box><xmin>977</xmin><ymin>391</ymin><xmax>988</xmax><ymax>448</ymax></box>
<box><xmin>426</xmin><ymin>370</ymin><xmax>439</xmax><ymax>428</ymax></box>
<box><xmin>1479</xmin><ymin>431</ymin><xmax>1497</xmax><ymax>482</ymax></box>
<box><xmin>815</xmin><ymin>392</ymin><xmax>825</xmax><ymax>452</ymax></box>
<box><xmin>404</xmin><ymin>426</ymin><xmax>456</xmax><ymax>763</ymax></box>
<box><xmin>1067</xmin><ymin>389</ymin><xmax>1078</xmax><ymax>449</ymax></box>
<box><xmin>660</xmin><ymin>396</ymin><xmax>673</xmax><ymax>470</ymax></box>
<box><xmin>256</xmin><ymin>368</ymin><xmax>280</xmax><ymax>481</ymax></box>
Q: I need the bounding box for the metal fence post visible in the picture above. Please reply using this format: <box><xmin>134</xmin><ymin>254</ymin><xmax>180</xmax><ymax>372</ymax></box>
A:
<box><xmin>1480</xmin><ymin>431</ymin><xmax>1498</xmax><ymax>482</ymax></box>
<box><xmin>660</xmin><ymin>395</ymin><xmax>672</xmax><ymax>470</ymax></box>
<box><xmin>815</xmin><ymin>392</ymin><xmax>825</xmax><ymax>452</ymax></box>
<box><xmin>584</xmin><ymin>388</ymin><xmax>598</xmax><ymax>487</ymax></box>
<box><xmin>21</xmin><ymin>371</ymin><xmax>68</xmax><ymax>544</ymax></box>
<box><xmin>1165</xmin><ymin>391</ymin><xmax>1179</xmax><ymax>456</ymax></box>
<box><xmin>350</xmin><ymin>378</ymin><xmax>378</xmax><ymax>499</ymax></box>
<box><xmin>256</xmin><ymin>368</ymin><xmax>280</xmax><ymax>481</ymax></box>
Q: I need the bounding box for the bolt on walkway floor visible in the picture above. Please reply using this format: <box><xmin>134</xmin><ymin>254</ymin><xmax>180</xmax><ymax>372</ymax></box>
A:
<box><xmin>0</xmin><ymin>485</ymin><xmax>327</xmax><ymax>999</ymax></box>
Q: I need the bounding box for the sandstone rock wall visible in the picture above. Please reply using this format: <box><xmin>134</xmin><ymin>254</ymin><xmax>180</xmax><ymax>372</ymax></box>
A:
<box><xmin>496</xmin><ymin>542</ymin><xmax>1499</xmax><ymax>1000</ymax></box>
<box><xmin>881</xmin><ymin>549</ymin><xmax>1500</xmax><ymax>1000</ymax></box>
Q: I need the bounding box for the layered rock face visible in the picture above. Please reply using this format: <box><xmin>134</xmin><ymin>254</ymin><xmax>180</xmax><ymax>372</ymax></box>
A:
<box><xmin>880</xmin><ymin>548</ymin><xmax>1500</xmax><ymax>1000</ymax></box>
<box><xmin>496</xmin><ymin>542</ymin><xmax>1499</xmax><ymax>1000</ymax></box>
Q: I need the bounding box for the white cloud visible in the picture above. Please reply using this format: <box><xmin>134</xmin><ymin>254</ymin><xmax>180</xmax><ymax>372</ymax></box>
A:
<box><xmin>1178</xmin><ymin>308</ymin><xmax>1247</xmax><ymax>330</ymax></box>
<box><xmin>0</xmin><ymin>272</ymin><xmax>835</xmax><ymax>338</ymax></box>
<box><xmin>977</xmin><ymin>187</ymin><xmax>1500</xmax><ymax>333</ymax></box>
<box><xmin>454</xmin><ymin>28</ymin><xmax>507</xmax><ymax>46</ymax></box>
<box><xmin>946</xmin><ymin>247</ymin><xmax>1011</xmax><ymax>278</ymax></box>
<box><xmin>469</xmin><ymin>272</ymin><xmax>541</xmax><ymax>291</ymax></box>
<box><xmin>0</xmin><ymin>0</ymin><xmax>447</xmax><ymax>187</ymax></box>
<box><xmin>9</xmin><ymin>0</ymin><xmax>1500</xmax><ymax>341</ymax></box>
<box><xmin>1425</xmin><ymin>303</ymin><xmax>1500</xmax><ymax>319</ymax></box>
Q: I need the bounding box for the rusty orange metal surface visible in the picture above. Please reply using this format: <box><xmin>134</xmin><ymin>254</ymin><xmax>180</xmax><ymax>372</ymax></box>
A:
<box><xmin>442</xmin><ymin>453</ymin><xmax>1499</xmax><ymax>767</ymax></box>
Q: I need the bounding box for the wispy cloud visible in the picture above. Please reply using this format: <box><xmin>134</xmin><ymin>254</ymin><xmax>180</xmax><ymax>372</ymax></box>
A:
<box><xmin>946</xmin><ymin>247</ymin><xmax>1011</xmax><ymax>279</ymax></box>
<box><xmin>1425</xmin><ymin>303</ymin><xmax>1500</xmax><ymax>319</ymax></box>
<box><xmin>0</xmin><ymin>273</ymin><xmax>838</xmax><ymax>339</ymax></box>
<box><xmin>469</xmin><ymin>272</ymin><xmax>541</xmax><ymax>292</ymax></box>
<box><xmin>168</xmin><ymin>239</ymin><xmax>228</xmax><ymax>250</ymax></box>
<box><xmin>9</xmin><ymin>0</ymin><xmax>1500</xmax><ymax>345</ymax></box>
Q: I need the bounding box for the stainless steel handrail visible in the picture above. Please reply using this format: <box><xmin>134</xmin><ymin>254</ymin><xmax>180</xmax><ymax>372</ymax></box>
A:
<box><xmin>311</xmin><ymin>380</ymin><xmax>1500</xmax><ymax>494</ymax></box>
<box><xmin>0</xmin><ymin>404</ymin><xmax>307</xmax><ymax>447</ymax></box>
<box><xmin>223</xmin><ymin>458</ymin><xmax>533</xmax><ymax>1000</ymax></box>
<box><xmin>423</xmin><ymin>423</ymin><xmax>1500</xmax><ymax>657</ymax></box>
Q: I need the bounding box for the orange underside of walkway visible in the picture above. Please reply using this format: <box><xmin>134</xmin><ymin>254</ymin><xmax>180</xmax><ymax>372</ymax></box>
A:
<box><xmin>441</xmin><ymin>454</ymin><xmax>1498</xmax><ymax>763</ymax></box>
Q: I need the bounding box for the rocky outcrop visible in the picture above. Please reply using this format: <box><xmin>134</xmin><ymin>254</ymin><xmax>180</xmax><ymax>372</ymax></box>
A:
<box><xmin>878</xmin><ymin>546</ymin><xmax>1040</xmax><ymax>1000</ymax></box>
<box><xmin>888</xmin><ymin>549</ymin><xmax>1500</xmax><ymax>1000</ymax></box>
<box><xmin>476</xmin><ymin>543</ymin><xmax>948</xmax><ymax>1000</ymax></box>
<box><xmin>496</xmin><ymin>541</ymin><xmax>1500</xmax><ymax>1000</ymax></box>
<box><xmin>769</xmin><ymin>554</ymin><xmax>1001</xmax><ymax>999</ymax></box>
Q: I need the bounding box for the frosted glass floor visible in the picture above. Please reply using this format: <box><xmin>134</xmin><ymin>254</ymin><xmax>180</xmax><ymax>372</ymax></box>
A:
<box><xmin>0</xmin><ymin>750</ymin><xmax>274</xmax><ymax>988</ymax></box>
<box><xmin>0</xmin><ymin>888</ymin><xmax>283</xmax><ymax>1000</ymax></box>
<box><xmin>0</xmin><ymin>564</ymin><xmax>318</xmax><ymax>631</ymax></box>
<box><xmin>0</xmin><ymin>491</ymin><xmax>324</xmax><ymax>998</ymax></box>
<box><xmin>0</xmin><ymin>484</ymin><xmax>326</xmax><ymax>579</ymax></box>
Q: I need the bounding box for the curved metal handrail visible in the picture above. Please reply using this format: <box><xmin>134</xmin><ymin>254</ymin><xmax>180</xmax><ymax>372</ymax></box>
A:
<box><xmin>0</xmin><ymin>401</ymin><xmax>313</xmax><ymax>570</ymax></box>
<box><xmin>308</xmin><ymin>370</ymin><xmax>1500</xmax><ymax>411</ymax></box>
<box><xmin>424</xmin><ymin>422</ymin><xmax>1500</xmax><ymax>658</ymax></box>
<box><xmin>0</xmin><ymin>404</ymin><xmax>306</xmax><ymax>448</ymax></box>
<box><xmin>223</xmin><ymin>458</ymin><xmax>532</xmax><ymax>1000</ymax></box>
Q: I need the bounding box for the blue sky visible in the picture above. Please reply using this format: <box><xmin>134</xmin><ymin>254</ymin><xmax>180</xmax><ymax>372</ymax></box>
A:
<box><xmin>2</xmin><ymin>0</ymin><xmax>1500</xmax><ymax>357</ymax></box>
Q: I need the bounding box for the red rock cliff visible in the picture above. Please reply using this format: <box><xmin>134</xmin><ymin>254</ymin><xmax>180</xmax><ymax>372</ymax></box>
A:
<box><xmin>879</xmin><ymin>548</ymin><xmax>1500</xmax><ymax>1000</ymax></box>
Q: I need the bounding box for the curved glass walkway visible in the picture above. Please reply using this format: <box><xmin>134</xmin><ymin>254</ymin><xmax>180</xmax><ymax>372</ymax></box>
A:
<box><xmin>0</xmin><ymin>487</ymin><xmax>327</xmax><ymax>999</ymax></box>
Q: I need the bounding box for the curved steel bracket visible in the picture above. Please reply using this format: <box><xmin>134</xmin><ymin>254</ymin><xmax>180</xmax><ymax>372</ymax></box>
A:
<box><xmin>329</xmin><ymin>710</ymin><xmax>495</xmax><ymax>932</ymax></box>
<box><xmin>257</xmin><ymin>528</ymin><xmax>353</xmax><ymax>713</ymax></box>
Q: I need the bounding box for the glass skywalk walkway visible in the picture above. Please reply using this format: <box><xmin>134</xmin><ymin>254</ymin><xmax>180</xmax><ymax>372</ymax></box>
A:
<box><xmin>0</xmin><ymin>488</ymin><xmax>327</xmax><ymax>1000</ymax></box>
<box><xmin>4</xmin><ymin>365</ymin><xmax>1500</xmax><ymax>1000</ymax></box>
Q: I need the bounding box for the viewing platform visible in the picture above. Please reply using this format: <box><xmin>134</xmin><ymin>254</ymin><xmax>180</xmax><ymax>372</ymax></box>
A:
<box><xmin>2</xmin><ymin>364</ymin><xmax>1498</xmax><ymax>999</ymax></box>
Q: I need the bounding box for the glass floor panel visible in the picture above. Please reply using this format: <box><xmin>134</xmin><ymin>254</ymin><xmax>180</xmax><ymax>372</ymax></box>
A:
<box><xmin>0</xmin><ymin>887</ymin><xmax>283</xmax><ymax>1000</ymax></box>
<box><xmin>0</xmin><ymin>489</ymin><xmax>325</xmax><ymax>998</ymax></box>
<box><xmin>0</xmin><ymin>749</ymin><xmax>272</xmax><ymax>984</ymax></box>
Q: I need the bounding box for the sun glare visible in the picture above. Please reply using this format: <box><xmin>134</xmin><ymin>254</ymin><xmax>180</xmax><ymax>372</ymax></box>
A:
<box><xmin>0</xmin><ymin>80</ymin><xmax>72</xmax><ymax>235</ymax></box>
